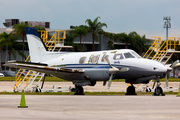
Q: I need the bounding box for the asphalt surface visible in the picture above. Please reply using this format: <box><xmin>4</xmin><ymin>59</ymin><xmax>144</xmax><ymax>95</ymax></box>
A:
<box><xmin>0</xmin><ymin>81</ymin><xmax>180</xmax><ymax>119</ymax></box>
<box><xmin>0</xmin><ymin>95</ymin><xmax>180</xmax><ymax>120</ymax></box>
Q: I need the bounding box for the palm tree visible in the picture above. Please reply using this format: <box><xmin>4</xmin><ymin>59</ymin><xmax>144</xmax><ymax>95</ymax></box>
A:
<box><xmin>85</xmin><ymin>17</ymin><xmax>107</xmax><ymax>51</ymax></box>
<box><xmin>115</xmin><ymin>31</ymin><xmax>137</xmax><ymax>49</ymax></box>
<box><xmin>65</xmin><ymin>33</ymin><xmax>83</xmax><ymax>52</ymax></box>
<box><xmin>132</xmin><ymin>35</ymin><xmax>151</xmax><ymax>56</ymax></box>
<box><xmin>103</xmin><ymin>31</ymin><xmax>115</xmax><ymax>49</ymax></box>
<box><xmin>70</xmin><ymin>25</ymin><xmax>88</xmax><ymax>51</ymax></box>
<box><xmin>0</xmin><ymin>32</ymin><xmax>13</xmax><ymax>70</ymax></box>
<box><xmin>8</xmin><ymin>36</ymin><xmax>26</xmax><ymax>61</ymax></box>
<box><xmin>0</xmin><ymin>37</ymin><xmax>5</xmax><ymax>71</ymax></box>
<box><xmin>13</xmin><ymin>22</ymin><xmax>32</xmax><ymax>61</ymax></box>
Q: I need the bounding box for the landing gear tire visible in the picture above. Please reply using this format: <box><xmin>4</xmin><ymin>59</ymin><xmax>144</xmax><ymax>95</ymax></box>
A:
<box><xmin>74</xmin><ymin>85</ymin><xmax>84</xmax><ymax>95</ymax></box>
<box><xmin>154</xmin><ymin>87</ymin><xmax>165</xmax><ymax>96</ymax></box>
<box><xmin>125</xmin><ymin>85</ymin><xmax>137</xmax><ymax>95</ymax></box>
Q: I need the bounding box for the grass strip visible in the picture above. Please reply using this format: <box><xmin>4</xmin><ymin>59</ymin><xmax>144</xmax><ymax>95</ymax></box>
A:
<box><xmin>0</xmin><ymin>91</ymin><xmax>178</xmax><ymax>95</ymax></box>
<box><xmin>0</xmin><ymin>77</ymin><xmax>180</xmax><ymax>82</ymax></box>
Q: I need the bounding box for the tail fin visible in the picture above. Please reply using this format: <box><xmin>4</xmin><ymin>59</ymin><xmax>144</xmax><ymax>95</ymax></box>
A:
<box><xmin>25</xmin><ymin>27</ymin><xmax>48</xmax><ymax>62</ymax></box>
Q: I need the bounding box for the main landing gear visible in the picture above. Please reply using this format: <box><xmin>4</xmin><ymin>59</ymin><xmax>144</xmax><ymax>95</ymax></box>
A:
<box><xmin>73</xmin><ymin>85</ymin><xmax>84</xmax><ymax>95</ymax></box>
<box><xmin>152</xmin><ymin>76</ymin><xmax>165</xmax><ymax>96</ymax></box>
<box><xmin>125</xmin><ymin>84</ymin><xmax>137</xmax><ymax>95</ymax></box>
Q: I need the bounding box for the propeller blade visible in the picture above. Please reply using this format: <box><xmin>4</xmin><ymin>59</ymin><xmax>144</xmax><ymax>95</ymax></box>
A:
<box><xmin>107</xmin><ymin>74</ymin><xmax>113</xmax><ymax>89</ymax></box>
<box><xmin>104</xmin><ymin>55</ymin><xmax>112</xmax><ymax>68</ymax></box>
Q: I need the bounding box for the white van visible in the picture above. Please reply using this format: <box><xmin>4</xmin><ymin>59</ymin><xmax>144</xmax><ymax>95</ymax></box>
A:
<box><xmin>0</xmin><ymin>73</ymin><xmax>4</xmax><ymax>77</ymax></box>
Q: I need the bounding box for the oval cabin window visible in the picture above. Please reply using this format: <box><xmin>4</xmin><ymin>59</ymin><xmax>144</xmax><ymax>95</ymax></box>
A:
<box><xmin>90</xmin><ymin>56</ymin><xmax>98</xmax><ymax>63</ymax></box>
<box><xmin>79</xmin><ymin>57</ymin><xmax>86</xmax><ymax>64</ymax></box>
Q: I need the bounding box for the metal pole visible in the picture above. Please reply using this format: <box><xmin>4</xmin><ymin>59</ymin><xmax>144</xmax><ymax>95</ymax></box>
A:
<box><xmin>163</xmin><ymin>16</ymin><xmax>171</xmax><ymax>89</ymax></box>
<box><xmin>166</xmin><ymin>25</ymin><xmax>168</xmax><ymax>39</ymax></box>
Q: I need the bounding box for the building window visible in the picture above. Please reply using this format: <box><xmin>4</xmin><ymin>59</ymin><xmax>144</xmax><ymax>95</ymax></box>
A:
<box><xmin>113</xmin><ymin>53</ymin><xmax>124</xmax><ymax>60</ymax></box>
<box><xmin>79</xmin><ymin>57</ymin><xmax>86</xmax><ymax>64</ymax></box>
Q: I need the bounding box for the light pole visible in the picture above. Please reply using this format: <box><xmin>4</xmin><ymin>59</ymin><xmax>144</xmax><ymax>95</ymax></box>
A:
<box><xmin>163</xmin><ymin>16</ymin><xmax>171</xmax><ymax>89</ymax></box>
<box><xmin>163</xmin><ymin>16</ymin><xmax>171</xmax><ymax>39</ymax></box>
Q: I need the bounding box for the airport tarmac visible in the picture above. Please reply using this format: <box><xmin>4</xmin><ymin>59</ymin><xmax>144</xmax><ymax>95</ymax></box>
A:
<box><xmin>0</xmin><ymin>95</ymin><xmax>180</xmax><ymax>120</ymax></box>
<box><xmin>0</xmin><ymin>81</ymin><xmax>180</xmax><ymax>119</ymax></box>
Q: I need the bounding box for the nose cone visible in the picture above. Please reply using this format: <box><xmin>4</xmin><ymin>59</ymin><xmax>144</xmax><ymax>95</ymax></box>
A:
<box><xmin>151</xmin><ymin>60</ymin><xmax>167</xmax><ymax>75</ymax></box>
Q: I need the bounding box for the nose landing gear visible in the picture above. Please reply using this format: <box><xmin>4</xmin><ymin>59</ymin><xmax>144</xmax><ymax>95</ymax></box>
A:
<box><xmin>152</xmin><ymin>76</ymin><xmax>165</xmax><ymax>96</ymax></box>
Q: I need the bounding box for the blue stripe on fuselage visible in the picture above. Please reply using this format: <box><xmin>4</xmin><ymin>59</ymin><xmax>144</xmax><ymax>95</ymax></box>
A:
<box><xmin>53</xmin><ymin>64</ymin><xmax>147</xmax><ymax>71</ymax></box>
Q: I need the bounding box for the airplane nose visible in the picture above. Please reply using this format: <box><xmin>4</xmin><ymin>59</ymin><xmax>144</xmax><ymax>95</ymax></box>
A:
<box><xmin>151</xmin><ymin>61</ymin><xmax>167</xmax><ymax>74</ymax></box>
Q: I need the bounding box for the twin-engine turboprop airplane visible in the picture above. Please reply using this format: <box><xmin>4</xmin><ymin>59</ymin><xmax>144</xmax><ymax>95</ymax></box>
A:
<box><xmin>4</xmin><ymin>27</ymin><xmax>168</xmax><ymax>95</ymax></box>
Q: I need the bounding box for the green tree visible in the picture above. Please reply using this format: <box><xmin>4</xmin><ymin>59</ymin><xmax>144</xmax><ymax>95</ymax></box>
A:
<box><xmin>85</xmin><ymin>17</ymin><xmax>107</xmax><ymax>51</ymax></box>
<box><xmin>115</xmin><ymin>31</ymin><xmax>137</xmax><ymax>49</ymax></box>
<box><xmin>0</xmin><ymin>32</ymin><xmax>13</xmax><ymax>70</ymax></box>
<box><xmin>35</xmin><ymin>25</ymin><xmax>46</xmax><ymax>30</ymax></box>
<box><xmin>13</xmin><ymin>22</ymin><xmax>32</xmax><ymax>60</ymax></box>
<box><xmin>65</xmin><ymin>33</ymin><xmax>83</xmax><ymax>52</ymax></box>
<box><xmin>0</xmin><ymin>36</ymin><xmax>6</xmax><ymax>71</ymax></box>
<box><xmin>8</xmin><ymin>36</ymin><xmax>26</xmax><ymax>61</ymax></box>
<box><xmin>70</xmin><ymin>25</ymin><xmax>88</xmax><ymax>51</ymax></box>
<box><xmin>103</xmin><ymin>31</ymin><xmax>115</xmax><ymax>49</ymax></box>
<box><xmin>132</xmin><ymin>35</ymin><xmax>151</xmax><ymax>56</ymax></box>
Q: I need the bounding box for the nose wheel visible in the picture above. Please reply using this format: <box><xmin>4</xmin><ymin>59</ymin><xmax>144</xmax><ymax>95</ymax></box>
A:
<box><xmin>152</xmin><ymin>76</ymin><xmax>165</xmax><ymax>96</ymax></box>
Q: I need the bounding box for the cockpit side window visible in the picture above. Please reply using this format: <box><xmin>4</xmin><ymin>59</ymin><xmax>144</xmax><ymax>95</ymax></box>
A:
<box><xmin>101</xmin><ymin>55</ymin><xmax>109</xmax><ymax>62</ymax></box>
<box><xmin>90</xmin><ymin>56</ymin><xmax>99</xmax><ymax>63</ymax></box>
<box><xmin>79</xmin><ymin>57</ymin><xmax>86</xmax><ymax>64</ymax></box>
<box><xmin>124</xmin><ymin>52</ymin><xmax>135</xmax><ymax>58</ymax></box>
<box><xmin>113</xmin><ymin>53</ymin><xmax>124</xmax><ymax>60</ymax></box>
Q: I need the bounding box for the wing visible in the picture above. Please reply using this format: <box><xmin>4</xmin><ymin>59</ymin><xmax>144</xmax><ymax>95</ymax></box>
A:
<box><xmin>4</xmin><ymin>61</ymin><xmax>84</xmax><ymax>75</ymax></box>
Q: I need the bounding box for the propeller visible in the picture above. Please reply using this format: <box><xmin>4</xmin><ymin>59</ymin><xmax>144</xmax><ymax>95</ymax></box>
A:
<box><xmin>104</xmin><ymin>55</ymin><xmax>129</xmax><ymax>89</ymax></box>
<box><xmin>104</xmin><ymin>55</ymin><xmax>119</xmax><ymax>89</ymax></box>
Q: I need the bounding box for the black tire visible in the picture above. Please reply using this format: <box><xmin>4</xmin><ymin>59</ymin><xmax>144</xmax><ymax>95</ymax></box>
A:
<box><xmin>71</xmin><ymin>88</ymin><xmax>76</xmax><ymax>92</ymax></box>
<box><xmin>154</xmin><ymin>87</ymin><xmax>163</xmax><ymax>95</ymax></box>
<box><xmin>125</xmin><ymin>85</ymin><xmax>137</xmax><ymax>95</ymax></box>
<box><xmin>74</xmin><ymin>86</ymin><xmax>84</xmax><ymax>95</ymax></box>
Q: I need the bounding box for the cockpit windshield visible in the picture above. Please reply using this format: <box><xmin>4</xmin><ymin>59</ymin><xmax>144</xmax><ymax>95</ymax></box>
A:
<box><xmin>123</xmin><ymin>51</ymin><xmax>141</xmax><ymax>59</ymax></box>
<box><xmin>124</xmin><ymin>52</ymin><xmax>135</xmax><ymax>58</ymax></box>
<box><xmin>130</xmin><ymin>51</ymin><xmax>141</xmax><ymax>58</ymax></box>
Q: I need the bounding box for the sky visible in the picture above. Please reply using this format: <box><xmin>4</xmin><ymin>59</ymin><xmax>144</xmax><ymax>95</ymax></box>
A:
<box><xmin>0</xmin><ymin>0</ymin><xmax>180</xmax><ymax>40</ymax></box>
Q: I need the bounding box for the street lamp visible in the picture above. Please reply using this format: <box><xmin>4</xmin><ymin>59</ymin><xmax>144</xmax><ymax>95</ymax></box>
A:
<box><xmin>163</xmin><ymin>16</ymin><xmax>171</xmax><ymax>89</ymax></box>
<box><xmin>163</xmin><ymin>16</ymin><xmax>171</xmax><ymax>39</ymax></box>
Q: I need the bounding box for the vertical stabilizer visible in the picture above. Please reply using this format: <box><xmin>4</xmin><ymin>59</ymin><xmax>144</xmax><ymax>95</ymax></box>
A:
<box><xmin>25</xmin><ymin>27</ymin><xmax>48</xmax><ymax>62</ymax></box>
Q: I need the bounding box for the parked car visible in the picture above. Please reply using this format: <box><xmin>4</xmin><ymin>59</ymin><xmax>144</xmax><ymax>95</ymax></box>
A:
<box><xmin>0</xmin><ymin>73</ymin><xmax>4</xmax><ymax>77</ymax></box>
<box><xmin>170</xmin><ymin>72</ymin><xmax>179</xmax><ymax>78</ymax></box>
<box><xmin>0</xmin><ymin>70</ymin><xmax>15</xmax><ymax>77</ymax></box>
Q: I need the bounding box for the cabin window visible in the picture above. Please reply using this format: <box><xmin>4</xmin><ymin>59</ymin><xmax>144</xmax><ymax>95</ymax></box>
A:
<box><xmin>90</xmin><ymin>56</ymin><xmax>99</xmax><ymax>63</ymax></box>
<box><xmin>101</xmin><ymin>55</ymin><xmax>109</xmax><ymax>62</ymax></box>
<box><xmin>124</xmin><ymin>52</ymin><xmax>135</xmax><ymax>58</ymax></box>
<box><xmin>79</xmin><ymin>57</ymin><xmax>86</xmax><ymax>64</ymax></box>
<box><xmin>113</xmin><ymin>53</ymin><xmax>124</xmax><ymax>60</ymax></box>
